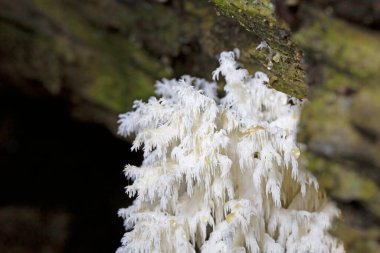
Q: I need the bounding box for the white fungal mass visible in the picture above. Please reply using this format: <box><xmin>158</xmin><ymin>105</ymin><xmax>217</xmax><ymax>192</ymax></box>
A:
<box><xmin>117</xmin><ymin>50</ymin><xmax>344</xmax><ymax>253</ymax></box>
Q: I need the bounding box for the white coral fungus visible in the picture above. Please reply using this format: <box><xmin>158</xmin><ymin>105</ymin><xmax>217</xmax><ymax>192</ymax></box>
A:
<box><xmin>117</xmin><ymin>50</ymin><xmax>344</xmax><ymax>253</ymax></box>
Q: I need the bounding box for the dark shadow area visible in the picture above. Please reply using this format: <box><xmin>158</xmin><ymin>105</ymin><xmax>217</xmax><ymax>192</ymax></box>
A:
<box><xmin>0</xmin><ymin>84</ymin><xmax>141</xmax><ymax>253</ymax></box>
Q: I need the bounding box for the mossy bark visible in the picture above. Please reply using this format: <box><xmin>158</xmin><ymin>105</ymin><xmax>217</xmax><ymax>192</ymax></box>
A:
<box><xmin>212</xmin><ymin>0</ymin><xmax>307</xmax><ymax>99</ymax></box>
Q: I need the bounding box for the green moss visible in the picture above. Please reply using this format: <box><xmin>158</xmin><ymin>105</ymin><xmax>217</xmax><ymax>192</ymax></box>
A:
<box><xmin>88</xmin><ymin>64</ymin><xmax>152</xmax><ymax>112</ymax></box>
<box><xmin>293</xmin><ymin>8</ymin><xmax>380</xmax><ymax>92</ymax></box>
<box><xmin>306</xmin><ymin>150</ymin><xmax>380</xmax><ymax>252</ymax></box>
<box><xmin>31</xmin><ymin>0</ymin><xmax>173</xmax><ymax>112</ymax></box>
<box><xmin>305</xmin><ymin>153</ymin><xmax>378</xmax><ymax>202</ymax></box>
<box><xmin>33</xmin><ymin>0</ymin><xmax>98</xmax><ymax>42</ymax></box>
<box><xmin>85</xmin><ymin>38</ymin><xmax>171</xmax><ymax>112</ymax></box>
<box><xmin>212</xmin><ymin>0</ymin><xmax>307</xmax><ymax>98</ymax></box>
<box><xmin>351</xmin><ymin>87</ymin><xmax>380</xmax><ymax>138</ymax></box>
<box><xmin>294</xmin><ymin>13</ymin><xmax>380</xmax><ymax>77</ymax></box>
<box><xmin>213</xmin><ymin>0</ymin><xmax>279</xmax><ymax>34</ymax></box>
<box><xmin>333</xmin><ymin>222</ymin><xmax>380</xmax><ymax>253</ymax></box>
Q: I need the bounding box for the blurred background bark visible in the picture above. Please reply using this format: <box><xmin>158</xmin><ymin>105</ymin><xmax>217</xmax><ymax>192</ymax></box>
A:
<box><xmin>0</xmin><ymin>0</ymin><xmax>380</xmax><ymax>252</ymax></box>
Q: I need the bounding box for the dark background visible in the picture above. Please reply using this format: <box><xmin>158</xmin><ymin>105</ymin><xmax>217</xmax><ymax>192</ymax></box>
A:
<box><xmin>0</xmin><ymin>84</ymin><xmax>141</xmax><ymax>252</ymax></box>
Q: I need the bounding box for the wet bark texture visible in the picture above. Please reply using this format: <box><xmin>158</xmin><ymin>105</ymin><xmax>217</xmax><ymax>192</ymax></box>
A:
<box><xmin>1</xmin><ymin>0</ymin><xmax>380</xmax><ymax>252</ymax></box>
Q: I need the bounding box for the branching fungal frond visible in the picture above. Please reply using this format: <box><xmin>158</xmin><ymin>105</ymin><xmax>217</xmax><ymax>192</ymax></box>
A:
<box><xmin>117</xmin><ymin>50</ymin><xmax>344</xmax><ymax>253</ymax></box>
